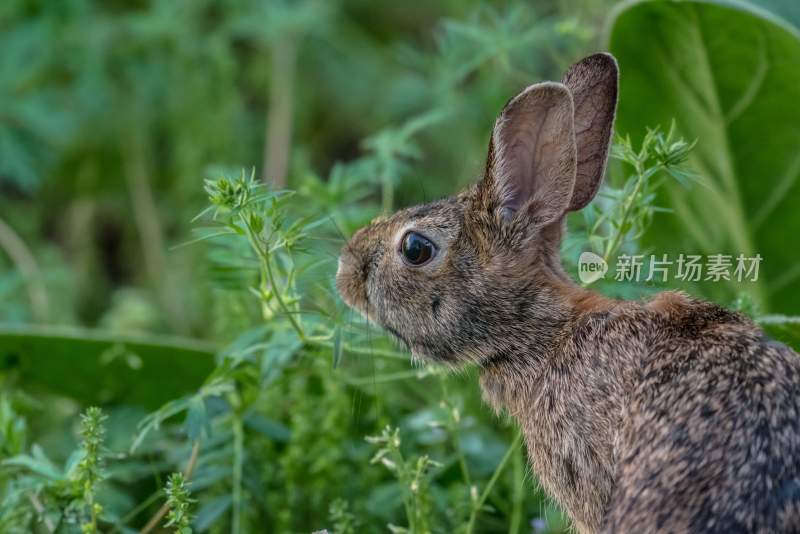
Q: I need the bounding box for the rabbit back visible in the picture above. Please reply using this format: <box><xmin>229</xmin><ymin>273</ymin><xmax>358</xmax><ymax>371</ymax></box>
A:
<box><xmin>601</xmin><ymin>303</ymin><xmax>800</xmax><ymax>533</ymax></box>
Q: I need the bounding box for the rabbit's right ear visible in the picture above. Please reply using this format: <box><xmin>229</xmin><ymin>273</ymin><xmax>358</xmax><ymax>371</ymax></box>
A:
<box><xmin>561</xmin><ymin>53</ymin><xmax>618</xmax><ymax>211</ymax></box>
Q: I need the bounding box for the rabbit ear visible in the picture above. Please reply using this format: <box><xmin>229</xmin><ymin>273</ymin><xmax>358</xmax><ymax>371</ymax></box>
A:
<box><xmin>561</xmin><ymin>53</ymin><xmax>618</xmax><ymax>212</ymax></box>
<box><xmin>481</xmin><ymin>82</ymin><xmax>577</xmax><ymax>226</ymax></box>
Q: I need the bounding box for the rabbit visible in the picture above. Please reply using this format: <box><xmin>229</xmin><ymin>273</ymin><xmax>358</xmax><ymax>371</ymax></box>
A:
<box><xmin>336</xmin><ymin>52</ymin><xmax>800</xmax><ymax>533</ymax></box>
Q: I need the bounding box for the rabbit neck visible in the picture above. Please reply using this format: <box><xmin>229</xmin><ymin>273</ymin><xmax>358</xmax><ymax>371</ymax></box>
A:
<box><xmin>478</xmin><ymin>276</ymin><xmax>625</xmax><ymax>533</ymax></box>
<box><xmin>477</xmin><ymin>267</ymin><xmax>616</xmax><ymax>408</ymax></box>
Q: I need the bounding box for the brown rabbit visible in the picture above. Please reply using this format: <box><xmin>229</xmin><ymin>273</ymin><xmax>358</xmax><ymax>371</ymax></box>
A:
<box><xmin>336</xmin><ymin>53</ymin><xmax>800</xmax><ymax>533</ymax></box>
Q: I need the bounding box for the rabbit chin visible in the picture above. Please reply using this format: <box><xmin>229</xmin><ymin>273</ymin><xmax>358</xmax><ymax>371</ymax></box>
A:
<box><xmin>388</xmin><ymin>327</ymin><xmax>474</xmax><ymax>367</ymax></box>
<box><xmin>372</xmin><ymin>319</ymin><xmax>461</xmax><ymax>365</ymax></box>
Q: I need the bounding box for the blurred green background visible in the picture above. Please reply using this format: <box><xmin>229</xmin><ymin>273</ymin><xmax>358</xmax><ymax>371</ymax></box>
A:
<box><xmin>1</xmin><ymin>0</ymin><xmax>799</xmax><ymax>533</ymax></box>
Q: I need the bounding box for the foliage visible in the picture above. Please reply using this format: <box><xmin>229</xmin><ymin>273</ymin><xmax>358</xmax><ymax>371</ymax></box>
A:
<box><xmin>1</xmin><ymin>406</ymin><xmax>108</xmax><ymax>533</ymax></box>
<box><xmin>1</xmin><ymin>1</ymin><xmax>798</xmax><ymax>533</ymax></box>
<box><xmin>579</xmin><ymin>124</ymin><xmax>696</xmax><ymax>263</ymax></box>
<box><xmin>609</xmin><ymin>0</ymin><xmax>800</xmax><ymax>313</ymax></box>
<box><xmin>75</xmin><ymin>407</ymin><xmax>106</xmax><ymax>534</ymax></box>
<box><xmin>366</xmin><ymin>426</ymin><xmax>439</xmax><ymax>534</ymax></box>
<box><xmin>165</xmin><ymin>472</ymin><xmax>195</xmax><ymax>534</ymax></box>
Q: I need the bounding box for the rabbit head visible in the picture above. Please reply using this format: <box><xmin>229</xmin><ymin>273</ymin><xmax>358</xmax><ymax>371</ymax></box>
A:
<box><xmin>337</xmin><ymin>53</ymin><xmax>618</xmax><ymax>365</ymax></box>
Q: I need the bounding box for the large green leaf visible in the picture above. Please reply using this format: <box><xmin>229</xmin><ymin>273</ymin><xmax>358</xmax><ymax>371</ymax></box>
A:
<box><xmin>759</xmin><ymin>315</ymin><xmax>800</xmax><ymax>351</ymax></box>
<box><xmin>609</xmin><ymin>0</ymin><xmax>800</xmax><ymax>314</ymax></box>
<box><xmin>0</xmin><ymin>324</ymin><xmax>215</xmax><ymax>408</ymax></box>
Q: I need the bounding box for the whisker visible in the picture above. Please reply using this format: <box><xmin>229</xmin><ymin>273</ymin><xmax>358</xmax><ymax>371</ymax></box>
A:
<box><xmin>326</xmin><ymin>212</ymin><xmax>348</xmax><ymax>244</ymax></box>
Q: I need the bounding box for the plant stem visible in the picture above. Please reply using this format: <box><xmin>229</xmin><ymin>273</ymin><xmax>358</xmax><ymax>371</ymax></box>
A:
<box><xmin>262</xmin><ymin>245</ymin><xmax>305</xmax><ymax>339</ymax></box>
<box><xmin>464</xmin><ymin>430</ymin><xmax>522</xmax><ymax>534</ymax></box>
<box><xmin>109</xmin><ymin>490</ymin><xmax>162</xmax><ymax>534</ymax></box>
<box><xmin>232</xmin><ymin>414</ymin><xmax>244</xmax><ymax>534</ymax></box>
<box><xmin>124</xmin><ymin>128</ymin><xmax>189</xmax><ymax>334</ymax></box>
<box><xmin>244</xmin><ymin>221</ymin><xmax>305</xmax><ymax>341</ymax></box>
<box><xmin>439</xmin><ymin>378</ymin><xmax>471</xmax><ymax>487</ymax></box>
<box><xmin>602</xmin><ymin>161</ymin><xmax>646</xmax><ymax>266</ymax></box>
<box><xmin>508</xmin><ymin>429</ymin><xmax>524</xmax><ymax>534</ymax></box>
<box><xmin>0</xmin><ymin>216</ymin><xmax>48</xmax><ymax>321</ymax></box>
<box><xmin>139</xmin><ymin>441</ymin><xmax>201</xmax><ymax>534</ymax></box>
<box><xmin>398</xmin><ymin>453</ymin><xmax>416</xmax><ymax>532</ymax></box>
<box><xmin>88</xmin><ymin>493</ymin><xmax>98</xmax><ymax>534</ymax></box>
<box><xmin>381</xmin><ymin>168</ymin><xmax>393</xmax><ymax>214</ymax></box>
<box><xmin>28</xmin><ymin>493</ymin><xmax>55</xmax><ymax>533</ymax></box>
<box><xmin>263</xmin><ymin>38</ymin><xmax>297</xmax><ymax>187</ymax></box>
<box><xmin>309</xmin><ymin>339</ymin><xmax>408</xmax><ymax>360</ymax></box>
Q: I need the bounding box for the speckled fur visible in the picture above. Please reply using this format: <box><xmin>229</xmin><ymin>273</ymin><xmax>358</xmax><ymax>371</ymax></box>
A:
<box><xmin>336</xmin><ymin>54</ymin><xmax>800</xmax><ymax>533</ymax></box>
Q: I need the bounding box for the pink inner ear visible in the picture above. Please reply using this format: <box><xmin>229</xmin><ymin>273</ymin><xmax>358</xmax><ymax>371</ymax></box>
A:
<box><xmin>488</xmin><ymin>82</ymin><xmax>577</xmax><ymax>224</ymax></box>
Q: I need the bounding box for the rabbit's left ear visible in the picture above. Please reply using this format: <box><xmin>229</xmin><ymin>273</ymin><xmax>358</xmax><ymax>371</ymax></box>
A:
<box><xmin>480</xmin><ymin>81</ymin><xmax>577</xmax><ymax>227</ymax></box>
<box><xmin>561</xmin><ymin>53</ymin><xmax>619</xmax><ymax>211</ymax></box>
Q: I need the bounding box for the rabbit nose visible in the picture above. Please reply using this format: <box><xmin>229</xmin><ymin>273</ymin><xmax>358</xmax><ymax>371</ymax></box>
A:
<box><xmin>337</xmin><ymin>247</ymin><xmax>355</xmax><ymax>279</ymax></box>
<box><xmin>336</xmin><ymin>245</ymin><xmax>360</xmax><ymax>282</ymax></box>
<box><xmin>336</xmin><ymin>245</ymin><xmax>366</xmax><ymax>310</ymax></box>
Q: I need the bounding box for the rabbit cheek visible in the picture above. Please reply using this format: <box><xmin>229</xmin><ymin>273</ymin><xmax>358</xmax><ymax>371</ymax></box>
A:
<box><xmin>431</xmin><ymin>295</ymin><xmax>441</xmax><ymax>316</ymax></box>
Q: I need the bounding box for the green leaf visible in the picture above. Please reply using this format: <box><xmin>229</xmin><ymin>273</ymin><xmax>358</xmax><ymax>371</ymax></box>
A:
<box><xmin>0</xmin><ymin>324</ymin><xmax>215</xmax><ymax>409</ymax></box>
<box><xmin>193</xmin><ymin>495</ymin><xmax>233</xmax><ymax>532</ymax></box>
<box><xmin>609</xmin><ymin>0</ymin><xmax>800</xmax><ymax>313</ymax></box>
<box><xmin>2</xmin><ymin>444</ymin><xmax>63</xmax><ymax>480</ymax></box>
<box><xmin>243</xmin><ymin>413</ymin><xmax>290</xmax><ymax>443</ymax></box>
<box><xmin>758</xmin><ymin>315</ymin><xmax>800</xmax><ymax>351</ymax></box>
<box><xmin>184</xmin><ymin>397</ymin><xmax>210</xmax><ymax>442</ymax></box>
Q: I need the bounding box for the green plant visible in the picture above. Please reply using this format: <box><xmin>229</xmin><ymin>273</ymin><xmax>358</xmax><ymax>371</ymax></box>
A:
<box><xmin>366</xmin><ymin>426</ymin><xmax>440</xmax><ymax>534</ymax></box>
<box><xmin>1</xmin><ymin>406</ymin><xmax>109</xmax><ymax>533</ymax></box>
<box><xmin>595</xmin><ymin>123</ymin><xmax>696</xmax><ymax>266</ymax></box>
<box><xmin>164</xmin><ymin>472</ymin><xmax>195</xmax><ymax>534</ymax></box>
<box><xmin>609</xmin><ymin>0</ymin><xmax>800</xmax><ymax>312</ymax></box>
<box><xmin>563</xmin><ymin>123</ymin><xmax>696</xmax><ymax>299</ymax></box>
<box><xmin>75</xmin><ymin>407</ymin><xmax>107</xmax><ymax>534</ymax></box>
<box><xmin>2</xmin><ymin>1</ymin><xmax>799</xmax><ymax>533</ymax></box>
<box><xmin>328</xmin><ymin>498</ymin><xmax>358</xmax><ymax>534</ymax></box>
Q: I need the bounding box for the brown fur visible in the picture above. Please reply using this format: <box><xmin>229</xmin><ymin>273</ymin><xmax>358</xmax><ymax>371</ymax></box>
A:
<box><xmin>336</xmin><ymin>53</ymin><xmax>800</xmax><ymax>532</ymax></box>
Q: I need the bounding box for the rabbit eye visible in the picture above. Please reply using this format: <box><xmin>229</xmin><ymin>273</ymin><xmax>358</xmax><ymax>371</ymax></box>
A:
<box><xmin>401</xmin><ymin>231</ymin><xmax>436</xmax><ymax>266</ymax></box>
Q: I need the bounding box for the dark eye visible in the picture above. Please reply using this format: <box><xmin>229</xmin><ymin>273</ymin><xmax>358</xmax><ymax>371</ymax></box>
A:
<box><xmin>401</xmin><ymin>231</ymin><xmax>436</xmax><ymax>266</ymax></box>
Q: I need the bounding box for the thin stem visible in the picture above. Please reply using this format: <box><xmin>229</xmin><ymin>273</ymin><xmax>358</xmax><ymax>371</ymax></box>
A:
<box><xmin>262</xmin><ymin>246</ymin><xmax>305</xmax><ymax>339</ymax></box>
<box><xmin>395</xmin><ymin>450</ymin><xmax>416</xmax><ymax>532</ymax></box>
<box><xmin>381</xmin><ymin>167</ymin><xmax>393</xmax><ymax>214</ymax></box>
<box><xmin>508</xmin><ymin>429</ymin><xmax>524</xmax><ymax>534</ymax></box>
<box><xmin>28</xmin><ymin>493</ymin><xmax>56</xmax><ymax>533</ymax></box>
<box><xmin>232</xmin><ymin>414</ymin><xmax>244</xmax><ymax>534</ymax></box>
<box><xmin>108</xmin><ymin>490</ymin><xmax>161</xmax><ymax>534</ymax></box>
<box><xmin>310</xmin><ymin>339</ymin><xmax>408</xmax><ymax>360</ymax></box>
<box><xmin>464</xmin><ymin>430</ymin><xmax>522</xmax><ymax>534</ymax></box>
<box><xmin>124</xmin><ymin>128</ymin><xmax>188</xmax><ymax>334</ymax></box>
<box><xmin>244</xmin><ymin>221</ymin><xmax>305</xmax><ymax>341</ymax></box>
<box><xmin>0</xmin><ymin>216</ymin><xmax>48</xmax><ymax>321</ymax></box>
<box><xmin>602</xmin><ymin>161</ymin><xmax>646</xmax><ymax>266</ymax></box>
<box><xmin>263</xmin><ymin>38</ymin><xmax>297</xmax><ymax>187</ymax></box>
<box><xmin>139</xmin><ymin>441</ymin><xmax>201</xmax><ymax>534</ymax></box>
<box><xmin>88</xmin><ymin>492</ymin><xmax>98</xmax><ymax>533</ymax></box>
<box><xmin>439</xmin><ymin>378</ymin><xmax>471</xmax><ymax>487</ymax></box>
